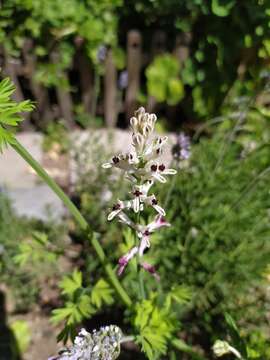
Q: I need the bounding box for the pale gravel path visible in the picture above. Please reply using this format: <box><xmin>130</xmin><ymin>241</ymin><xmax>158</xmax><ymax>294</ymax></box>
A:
<box><xmin>0</xmin><ymin>129</ymin><xmax>176</xmax><ymax>220</ymax></box>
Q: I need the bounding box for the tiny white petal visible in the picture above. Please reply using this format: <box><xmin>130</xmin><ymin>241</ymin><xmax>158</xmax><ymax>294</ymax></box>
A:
<box><xmin>133</xmin><ymin>197</ymin><xmax>140</xmax><ymax>213</ymax></box>
<box><xmin>108</xmin><ymin>209</ymin><xmax>120</xmax><ymax>221</ymax></box>
<box><xmin>153</xmin><ymin>204</ymin><xmax>166</xmax><ymax>216</ymax></box>
<box><xmin>153</xmin><ymin>173</ymin><xmax>166</xmax><ymax>183</ymax></box>
<box><xmin>102</xmin><ymin>163</ymin><xmax>112</xmax><ymax>168</ymax></box>
<box><xmin>163</xmin><ymin>168</ymin><xmax>177</xmax><ymax>175</ymax></box>
<box><xmin>139</xmin><ymin>236</ymin><xmax>150</xmax><ymax>256</ymax></box>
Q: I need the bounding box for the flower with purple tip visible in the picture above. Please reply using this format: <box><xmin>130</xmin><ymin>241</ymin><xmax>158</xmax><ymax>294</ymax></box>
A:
<box><xmin>102</xmin><ymin>107</ymin><xmax>176</xmax><ymax>278</ymax></box>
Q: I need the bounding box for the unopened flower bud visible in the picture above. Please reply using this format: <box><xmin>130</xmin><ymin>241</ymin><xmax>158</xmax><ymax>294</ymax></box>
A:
<box><xmin>130</xmin><ymin>116</ymin><xmax>138</xmax><ymax>132</ymax></box>
<box><xmin>132</xmin><ymin>133</ymin><xmax>145</xmax><ymax>153</ymax></box>
<box><xmin>212</xmin><ymin>340</ymin><xmax>241</xmax><ymax>359</ymax></box>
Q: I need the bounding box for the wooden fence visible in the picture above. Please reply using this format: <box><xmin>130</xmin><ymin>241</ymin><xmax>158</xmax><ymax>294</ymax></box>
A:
<box><xmin>1</xmin><ymin>30</ymin><xmax>191</xmax><ymax>129</ymax></box>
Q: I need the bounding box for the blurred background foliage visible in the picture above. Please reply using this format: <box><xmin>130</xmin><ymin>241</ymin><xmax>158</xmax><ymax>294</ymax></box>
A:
<box><xmin>0</xmin><ymin>0</ymin><xmax>270</xmax><ymax>128</ymax></box>
<box><xmin>0</xmin><ymin>190</ymin><xmax>67</xmax><ymax>311</ymax></box>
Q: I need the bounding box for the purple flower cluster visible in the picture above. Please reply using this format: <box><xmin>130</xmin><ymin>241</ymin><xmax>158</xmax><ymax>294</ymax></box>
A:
<box><xmin>118</xmin><ymin>70</ymin><xmax>128</xmax><ymax>90</ymax></box>
<box><xmin>97</xmin><ymin>45</ymin><xmax>107</xmax><ymax>63</ymax></box>
<box><xmin>172</xmin><ymin>132</ymin><xmax>191</xmax><ymax>161</ymax></box>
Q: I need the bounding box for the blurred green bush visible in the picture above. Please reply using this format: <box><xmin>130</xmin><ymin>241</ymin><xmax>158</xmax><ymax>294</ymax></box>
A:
<box><xmin>152</xmin><ymin>124</ymin><xmax>270</xmax><ymax>354</ymax></box>
<box><xmin>0</xmin><ymin>191</ymin><xmax>67</xmax><ymax>311</ymax></box>
<box><xmin>70</xmin><ymin>102</ymin><xmax>270</xmax><ymax>356</ymax></box>
<box><xmin>1</xmin><ymin>0</ymin><xmax>270</xmax><ymax>124</ymax></box>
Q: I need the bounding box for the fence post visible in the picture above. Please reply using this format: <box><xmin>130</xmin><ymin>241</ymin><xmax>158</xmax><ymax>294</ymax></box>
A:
<box><xmin>1</xmin><ymin>47</ymin><xmax>31</xmax><ymax>129</ymax></box>
<box><xmin>104</xmin><ymin>48</ymin><xmax>117</xmax><ymax>127</ymax></box>
<box><xmin>126</xmin><ymin>30</ymin><xmax>142</xmax><ymax>120</ymax></box>
<box><xmin>76</xmin><ymin>50</ymin><xmax>93</xmax><ymax>115</ymax></box>
<box><xmin>22</xmin><ymin>39</ymin><xmax>53</xmax><ymax>128</ymax></box>
<box><xmin>147</xmin><ymin>31</ymin><xmax>167</xmax><ymax>112</ymax></box>
<box><xmin>173</xmin><ymin>32</ymin><xmax>192</xmax><ymax>65</ymax></box>
<box><xmin>50</xmin><ymin>51</ymin><xmax>74</xmax><ymax>128</ymax></box>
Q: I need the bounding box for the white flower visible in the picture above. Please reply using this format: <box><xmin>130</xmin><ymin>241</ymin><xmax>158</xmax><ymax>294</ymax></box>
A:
<box><xmin>144</xmin><ymin>195</ymin><xmax>166</xmax><ymax>216</ymax></box>
<box><xmin>132</xmin><ymin>133</ymin><xmax>145</xmax><ymax>153</ymax></box>
<box><xmin>102</xmin><ymin>152</ymin><xmax>138</xmax><ymax>171</ymax></box>
<box><xmin>137</xmin><ymin>215</ymin><xmax>170</xmax><ymax>256</ymax></box>
<box><xmin>102</xmin><ymin>107</ymin><xmax>176</xmax><ymax>279</ymax></box>
<box><xmin>130</xmin><ymin>181</ymin><xmax>153</xmax><ymax>213</ymax></box>
<box><xmin>144</xmin><ymin>136</ymin><xmax>168</xmax><ymax>161</ymax></box>
<box><xmin>107</xmin><ymin>200</ymin><xmax>131</xmax><ymax>221</ymax></box>
<box><xmin>212</xmin><ymin>340</ymin><xmax>242</xmax><ymax>359</ymax></box>
<box><xmin>117</xmin><ymin>212</ymin><xmax>136</xmax><ymax>229</ymax></box>
<box><xmin>146</xmin><ymin>215</ymin><xmax>171</xmax><ymax>233</ymax></box>
<box><xmin>130</xmin><ymin>107</ymin><xmax>156</xmax><ymax>138</ymax></box>
<box><xmin>213</xmin><ymin>340</ymin><xmax>231</xmax><ymax>357</ymax></box>
<box><xmin>141</xmin><ymin>161</ymin><xmax>177</xmax><ymax>183</ymax></box>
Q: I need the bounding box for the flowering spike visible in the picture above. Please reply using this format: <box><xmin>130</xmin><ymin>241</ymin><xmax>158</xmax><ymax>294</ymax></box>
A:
<box><xmin>102</xmin><ymin>107</ymin><xmax>177</xmax><ymax>277</ymax></box>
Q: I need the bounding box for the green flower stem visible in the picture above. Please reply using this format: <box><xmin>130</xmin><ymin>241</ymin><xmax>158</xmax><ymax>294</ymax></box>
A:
<box><xmin>11</xmin><ymin>138</ymin><xmax>132</xmax><ymax>308</ymax></box>
<box><xmin>138</xmin><ymin>267</ymin><xmax>145</xmax><ymax>299</ymax></box>
<box><xmin>171</xmin><ymin>338</ymin><xmax>206</xmax><ymax>360</ymax></box>
<box><xmin>136</xmin><ymin>207</ymin><xmax>145</xmax><ymax>300</ymax></box>
<box><xmin>120</xmin><ymin>335</ymin><xmax>135</xmax><ymax>344</ymax></box>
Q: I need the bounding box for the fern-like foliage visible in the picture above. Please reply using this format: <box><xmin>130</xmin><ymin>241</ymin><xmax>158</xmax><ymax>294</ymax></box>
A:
<box><xmin>13</xmin><ymin>231</ymin><xmax>58</xmax><ymax>267</ymax></box>
<box><xmin>0</xmin><ymin>77</ymin><xmax>34</xmax><ymax>151</ymax></box>
<box><xmin>134</xmin><ymin>294</ymin><xmax>178</xmax><ymax>360</ymax></box>
<box><xmin>51</xmin><ymin>270</ymin><xmax>114</xmax><ymax>343</ymax></box>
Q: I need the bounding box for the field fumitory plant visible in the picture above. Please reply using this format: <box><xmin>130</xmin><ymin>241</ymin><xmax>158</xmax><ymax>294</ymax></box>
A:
<box><xmin>0</xmin><ymin>77</ymin><xmax>197</xmax><ymax>359</ymax></box>
<box><xmin>103</xmin><ymin>107</ymin><xmax>176</xmax><ymax>284</ymax></box>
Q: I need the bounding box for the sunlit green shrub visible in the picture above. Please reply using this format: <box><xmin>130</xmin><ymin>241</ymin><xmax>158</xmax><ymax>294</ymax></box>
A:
<box><xmin>0</xmin><ymin>192</ymin><xmax>66</xmax><ymax>310</ymax></box>
<box><xmin>152</xmin><ymin>127</ymin><xmax>270</xmax><ymax>353</ymax></box>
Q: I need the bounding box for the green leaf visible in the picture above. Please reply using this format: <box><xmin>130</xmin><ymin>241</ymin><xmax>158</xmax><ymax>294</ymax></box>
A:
<box><xmin>59</xmin><ymin>269</ymin><xmax>83</xmax><ymax>296</ymax></box>
<box><xmin>146</xmin><ymin>54</ymin><xmax>184</xmax><ymax>105</ymax></box>
<box><xmin>91</xmin><ymin>278</ymin><xmax>114</xmax><ymax>308</ymax></box>
<box><xmin>51</xmin><ymin>295</ymin><xmax>95</xmax><ymax>326</ymax></box>
<box><xmin>172</xmin><ymin>338</ymin><xmax>206</xmax><ymax>360</ymax></box>
<box><xmin>57</xmin><ymin>325</ymin><xmax>77</xmax><ymax>343</ymax></box>
<box><xmin>211</xmin><ymin>0</ymin><xmax>235</xmax><ymax>17</ymax></box>
<box><xmin>0</xmin><ymin>78</ymin><xmax>34</xmax><ymax>152</ymax></box>
<box><xmin>224</xmin><ymin>313</ymin><xmax>248</xmax><ymax>358</ymax></box>
<box><xmin>167</xmin><ymin>78</ymin><xmax>184</xmax><ymax>105</ymax></box>
<box><xmin>32</xmin><ymin>231</ymin><xmax>49</xmax><ymax>245</ymax></box>
<box><xmin>10</xmin><ymin>320</ymin><xmax>31</xmax><ymax>354</ymax></box>
<box><xmin>51</xmin><ymin>305</ymin><xmax>76</xmax><ymax>324</ymax></box>
<box><xmin>166</xmin><ymin>285</ymin><xmax>192</xmax><ymax>309</ymax></box>
<box><xmin>77</xmin><ymin>294</ymin><xmax>95</xmax><ymax>319</ymax></box>
<box><xmin>134</xmin><ymin>296</ymin><xmax>178</xmax><ymax>359</ymax></box>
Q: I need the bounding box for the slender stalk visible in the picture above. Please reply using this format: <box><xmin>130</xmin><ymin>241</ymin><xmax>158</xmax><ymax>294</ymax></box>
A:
<box><xmin>138</xmin><ymin>268</ymin><xmax>145</xmax><ymax>299</ymax></box>
<box><xmin>120</xmin><ymin>335</ymin><xmax>135</xmax><ymax>344</ymax></box>
<box><xmin>135</xmin><ymin>209</ymin><xmax>145</xmax><ymax>300</ymax></box>
<box><xmin>229</xmin><ymin>346</ymin><xmax>242</xmax><ymax>359</ymax></box>
<box><xmin>171</xmin><ymin>338</ymin><xmax>206</xmax><ymax>360</ymax></box>
<box><xmin>11</xmin><ymin>138</ymin><xmax>132</xmax><ymax>308</ymax></box>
